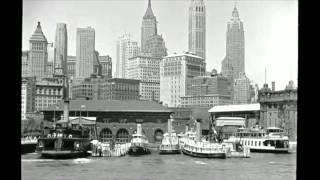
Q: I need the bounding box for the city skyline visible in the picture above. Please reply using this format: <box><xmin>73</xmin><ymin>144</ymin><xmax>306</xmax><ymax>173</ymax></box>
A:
<box><xmin>22</xmin><ymin>0</ymin><xmax>298</xmax><ymax>90</ymax></box>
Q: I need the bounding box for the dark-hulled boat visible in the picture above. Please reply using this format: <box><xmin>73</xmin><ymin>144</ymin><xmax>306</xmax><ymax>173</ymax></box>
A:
<box><xmin>36</xmin><ymin>125</ymin><xmax>91</xmax><ymax>159</ymax></box>
<box><xmin>128</xmin><ymin>124</ymin><xmax>150</xmax><ymax>156</ymax></box>
<box><xmin>36</xmin><ymin>73</ymin><xmax>92</xmax><ymax>159</ymax></box>
<box><xmin>21</xmin><ymin>137</ymin><xmax>37</xmax><ymax>154</ymax></box>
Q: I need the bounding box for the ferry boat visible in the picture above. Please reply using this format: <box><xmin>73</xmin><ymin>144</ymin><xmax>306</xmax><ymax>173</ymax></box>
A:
<box><xmin>36</xmin><ymin>75</ymin><xmax>92</xmax><ymax>159</ymax></box>
<box><xmin>36</xmin><ymin>125</ymin><xmax>92</xmax><ymax>159</ymax></box>
<box><xmin>159</xmin><ymin>117</ymin><xmax>180</xmax><ymax>154</ymax></box>
<box><xmin>128</xmin><ymin>123</ymin><xmax>151</xmax><ymax>156</ymax></box>
<box><xmin>225</xmin><ymin>126</ymin><xmax>290</xmax><ymax>153</ymax></box>
<box><xmin>181</xmin><ymin>120</ymin><xmax>228</xmax><ymax>159</ymax></box>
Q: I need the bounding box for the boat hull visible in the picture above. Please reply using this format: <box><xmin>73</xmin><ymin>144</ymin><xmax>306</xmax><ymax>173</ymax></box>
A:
<box><xmin>159</xmin><ymin>149</ymin><xmax>181</xmax><ymax>155</ymax></box>
<box><xmin>21</xmin><ymin>143</ymin><xmax>37</xmax><ymax>154</ymax></box>
<box><xmin>128</xmin><ymin>146</ymin><xmax>150</xmax><ymax>156</ymax></box>
<box><xmin>250</xmin><ymin>148</ymin><xmax>289</xmax><ymax>153</ymax></box>
<box><xmin>182</xmin><ymin>148</ymin><xmax>226</xmax><ymax>159</ymax></box>
<box><xmin>39</xmin><ymin>150</ymin><xmax>89</xmax><ymax>159</ymax></box>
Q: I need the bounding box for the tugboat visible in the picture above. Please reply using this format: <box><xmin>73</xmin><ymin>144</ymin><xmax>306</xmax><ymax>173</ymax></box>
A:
<box><xmin>181</xmin><ymin>119</ymin><xmax>229</xmax><ymax>159</ymax></box>
<box><xmin>36</xmin><ymin>74</ymin><xmax>91</xmax><ymax>159</ymax></box>
<box><xmin>159</xmin><ymin>116</ymin><xmax>180</xmax><ymax>154</ymax></box>
<box><xmin>225</xmin><ymin>125</ymin><xmax>290</xmax><ymax>153</ymax></box>
<box><xmin>128</xmin><ymin>123</ymin><xmax>151</xmax><ymax>156</ymax></box>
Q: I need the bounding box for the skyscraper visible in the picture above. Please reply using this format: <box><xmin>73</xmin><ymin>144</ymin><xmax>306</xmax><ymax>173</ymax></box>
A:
<box><xmin>225</xmin><ymin>4</ymin><xmax>245</xmax><ymax>79</ymax></box>
<box><xmin>116</xmin><ymin>34</ymin><xmax>140</xmax><ymax>78</ymax></box>
<box><xmin>188</xmin><ymin>0</ymin><xmax>206</xmax><ymax>59</ymax></box>
<box><xmin>54</xmin><ymin>23</ymin><xmax>68</xmax><ymax>75</ymax></box>
<box><xmin>160</xmin><ymin>52</ymin><xmax>206</xmax><ymax>107</ymax></box>
<box><xmin>233</xmin><ymin>72</ymin><xmax>251</xmax><ymax>104</ymax></box>
<box><xmin>46</xmin><ymin>42</ymin><xmax>55</xmax><ymax>77</ymax></box>
<box><xmin>29</xmin><ymin>22</ymin><xmax>48</xmax><ymax>80</ymax></box>
<box><xmin>141</xmin><ymin>0</ymin><xmax>157</xmax><ymax>53</ymax></box>
<box><xmin>76</xmin><ymin>27</ymin><xmax>95</xmax><ymax>80</ymax></box>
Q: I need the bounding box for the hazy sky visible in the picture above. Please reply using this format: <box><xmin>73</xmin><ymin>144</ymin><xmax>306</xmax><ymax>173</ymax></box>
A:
<box><xmin>22</xmin><ymin>0</ymin><xmax>298</xmax><ymax>90</ymax></box>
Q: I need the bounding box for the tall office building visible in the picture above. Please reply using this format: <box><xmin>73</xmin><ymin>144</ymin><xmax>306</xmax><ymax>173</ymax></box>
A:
<box><xmin>76</xmin><ymin>27</ymin><xmax>95</xmax><ymax>80</ymax></box>
<box><xmin>181</xmin><ymin>71</ymin><xmax>232</xmax><ymax>107</ymax></box>
<box><xmin>160</xmin><ymin>52</ymin><xmax>206</xmax><ymax>107</ymax></box>
<box><xmin>21</xmin><ymin>77</ymin><xmax>36</xmax><ymax>120</ymax></box>
<box><xmin>127</xmin><ymin>55</ymin><xmax>161</xmax><ymax>101</ymax></box>
<box><xmin>225</xmin><ymin>4</ymin><xmax>245</xmax><ymax>79</ymax></box>
<box><xmin>116</xmin><ymin>34</ymin><xmax>140</xmax><ymax>78</ymax></box>
<box><xmin>46</xmin><ymin>42</ymin><xmax>55</xmax><ymax>76</ymax></box>
<box><xmin>67</xmin><ymin>56</ymin><xmax>76</xmax><ymax>79</ymax></box>
<box><xmin>141</xmin><ymin>0</ymin><xmax>157</xmax><ymax>53</ymax></box>
<box><xmin>54</xmin><ymin>23</ymin><xmax>68</xmax><ymax>75</ymax></box>
<box><xmin>233</xmin><ymin>72</ymin><xmax>251</xmax><ymax>104</ymax></box>
<box><xmin>99</xmin><ymin>55</ymin><xmax>112</xmax><ymax>78</ymax></box>
<box><xmin>29</xmin><ymin>22</ymin><xmax>48</xmax><ymax>80</ymax></box>
<box><xmin>188</xmin><ymin>0</ymin><xmax>206</xmax><ymax>59</ymax></box>
<box><xmin>22</xmin><ymin>51</ymin><xmax>29</xmax><ymax>77</ymax></box>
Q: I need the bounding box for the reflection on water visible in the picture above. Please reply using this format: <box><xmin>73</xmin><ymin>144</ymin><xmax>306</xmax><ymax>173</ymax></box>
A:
<box><xmin>22</xmin><ymin>152</ymin><xmax>296</xmax><ymax>180</ymax></box>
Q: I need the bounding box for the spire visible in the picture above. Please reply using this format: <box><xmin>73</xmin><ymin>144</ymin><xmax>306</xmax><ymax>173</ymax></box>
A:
<box><xmin>232</xmin><ymin>1</ymin><xmax>239</xmax><ymax>18</ymax></box>
<box><xmin>30</xmin><ymin>21</ymin><xmax>47</xmax><ymax>42</ymax></box>
<box><xmin>143</xmin><ymin>0</ymin><xmax>155</xmax><ymax>19</ymax></box>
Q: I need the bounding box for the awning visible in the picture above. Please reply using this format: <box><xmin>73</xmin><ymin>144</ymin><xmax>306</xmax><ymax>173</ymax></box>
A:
<box><xmin>56</xmin><ymin>117</ymin><xmax>96</xmax><ymax>125</ymax></box>
<box><xmin>208</xmin><ymin>103</ymin><xmax>260</xmax><ymax>113</ymax></box>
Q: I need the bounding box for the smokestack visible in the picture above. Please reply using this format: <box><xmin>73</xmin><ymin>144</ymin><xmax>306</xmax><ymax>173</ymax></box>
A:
<box><xmin>272</xmin><ymin>81</ymin><xmax>275</xmax><ymax>91</ymax></box>
<box><xmin>168</xmin><ymin>118</ymin><xmax>172</xmax><ymax>136</ymax></box>
<box><xmin>137</xmin><ymin>123</ymin><xmax>142</xmax><ymax>135</ymax></box>
<box><xmin>185</xmin><ymin>123</ymin><xmax>189</xmax><ymax>133</ymax></box>
<box><xmin>196</xmin><ymin>119</ymin><xmax>201</xmax><ymax>142</ymax></box>
<box><xmin>63</xmin><ymin>100</ymin><xmax>70</xmax><ymax>127</ymax></box>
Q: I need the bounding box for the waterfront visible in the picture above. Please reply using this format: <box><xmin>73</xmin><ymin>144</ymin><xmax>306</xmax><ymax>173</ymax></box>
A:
<box><xmin>22</xmin><ymin>151</ymin><xmax>296</xmax><ymax>180</ymax></box>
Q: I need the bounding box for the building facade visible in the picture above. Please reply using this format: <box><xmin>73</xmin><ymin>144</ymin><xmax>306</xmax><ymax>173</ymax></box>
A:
<box><xmin>35</xmin><ymin>77</ymin><xmax>64</xmax><ymax>111</ymax></box>
<box><xmin>76</xmin><ymin>27</ymin><xmax>95</xmax><ymax>80</ymax></box>
<box><xmin>141</xmin><ymin>0</ymin><xmax>157</xmax><ymax>53</ymax></box>
<box><xmin>99</xmin><ymin>55</ymin><xmax>112</xmax><ymax>78</ymax></box>
<box><xmin>46</xmin><ymin>43</ymin><xmax>55</xmax><ymax>77</ymax></box>
<box><xmin>225</xmin><ymin>5</ymin><xmax>245</xmax><ymax>80</ymax></box>
<box><xmin>29</xmin><ymin>22</ymin><xmax>48</xmax><ymax>80</ymax></box>
<box><xmin>160</xmin><ymin>52</ymin><xmax>206</xmax><ymax>107</ymax></box>
<box><xmin>180</xmin><ymin>72</ymin><xmax>232</xmax><ymax>107</ymax></box>
<box><xmin>22</xmin><ymin>51</ymin><xmax>29</xmax><ymax>77</ymax></box>
<box><xmin>233</xmin><ymin>72</ymin><xmax>251</xmax><ymax>104</ymax></box>
<box><xmin>188</xmin><ymin>0</ymin><xmax>206</xmax><ymax>59</ymax></box>
<box><xmin>258</xmin><ymin>81</ymin><xmax>297</xmax><ymax>141</ymax></box>
<box><xmin>116</xmin><ymin>34</ymin><xmax>140</xmax><ymax>78</ymax></box>
<box><xmin>67</xmin><ymin>56</ymin><xmax>76</xmax><ymax>80</ymax></box>
<box><xmin>21</xmin><ymin>77</ymin><xmax>36</xmax><ymax>120</ymax></box>
<box><xmin>72</xmin><ymin>77</ymin><xmax>140</xmax><ymax>101</ymax></box>
<box><xmin>127</xmin><ymin>55</ymin><xmax>161</xmax><ymax>101</ymax></box>
<box><xmin>55</xmin><ymin>23</ymin><xmax>68</xmax><ymax>75</ymax></box>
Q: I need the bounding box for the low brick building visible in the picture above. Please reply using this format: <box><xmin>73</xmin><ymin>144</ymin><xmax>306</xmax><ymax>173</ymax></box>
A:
<box><xmin>42</xmin><ymin>100</ymin><xmax>172</xmax><ymax>143</ymax></box>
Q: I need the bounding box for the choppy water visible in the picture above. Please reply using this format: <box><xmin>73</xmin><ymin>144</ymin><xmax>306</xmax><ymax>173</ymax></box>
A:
<box><xmin>22</xmin><ymin>151</ymin><xmax>296</xmax><ymax>180</ymax></box>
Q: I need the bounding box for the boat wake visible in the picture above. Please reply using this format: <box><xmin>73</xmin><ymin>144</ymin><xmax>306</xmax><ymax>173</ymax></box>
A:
<box><xmin>21</xmin><ymin>159</ymin><xmax>57</xmax><ymax>162</ymax></box>
<box><xmin>195</xmin><ymin>161</ymin><xmax>207</xmax><ymax>165</ymax></box>
<box><xmin>72</xmin><ymin>158</ymin><xmax>92</xmax><ymax>164</ymax></box>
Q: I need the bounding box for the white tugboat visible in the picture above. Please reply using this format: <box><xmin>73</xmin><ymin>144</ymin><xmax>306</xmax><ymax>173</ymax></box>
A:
<box><xmin>128</xmin><ymin>123</ymin><xmax>151</xmax><ymax>156</ymax></box>
<box><xmin>159</xmin><ymin>116</ymin><xmax>180</xmax><ymax>154</ymax></box>
<box><xmin>181</xmin><ymin>119</ymin><xmax>229</xmax><ymax>159</ymax></box>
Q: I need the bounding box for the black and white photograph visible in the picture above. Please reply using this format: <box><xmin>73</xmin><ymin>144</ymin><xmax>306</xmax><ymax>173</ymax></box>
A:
<box><xmin>21</xmin><ymin>0</ymin><xmax>298</xmax><ymax>179</ymax></box>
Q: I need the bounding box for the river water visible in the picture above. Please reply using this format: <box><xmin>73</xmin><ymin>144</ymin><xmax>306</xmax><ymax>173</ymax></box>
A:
<box><xmin>22</xmin><ymin>151</ymin><xmax>296</xmax><ymax>180</ymax></box>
